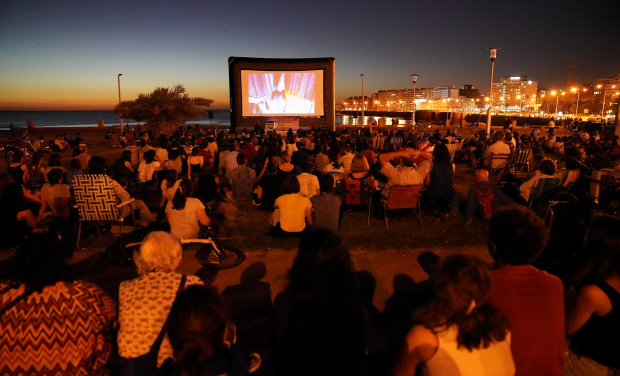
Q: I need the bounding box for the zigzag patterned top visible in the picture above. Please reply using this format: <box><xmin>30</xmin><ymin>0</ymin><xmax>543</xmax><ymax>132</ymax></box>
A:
<box><xmin>0</xmin><ymin>281</ymin><xmax>117</xmax><ymax>376</ymax></box>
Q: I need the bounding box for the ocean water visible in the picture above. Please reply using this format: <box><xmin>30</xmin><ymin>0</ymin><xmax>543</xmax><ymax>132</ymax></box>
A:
<box><xmin>0</xmin><ymin>110</ymin><xmax>231</xmax><ymax>128</ymax></box>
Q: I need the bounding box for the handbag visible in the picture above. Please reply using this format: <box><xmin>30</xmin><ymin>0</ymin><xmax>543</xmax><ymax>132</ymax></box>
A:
<box><xmin>112</xmin><ymin>274</ymin><xmax>187</xmax><ymax>376</ymax></box>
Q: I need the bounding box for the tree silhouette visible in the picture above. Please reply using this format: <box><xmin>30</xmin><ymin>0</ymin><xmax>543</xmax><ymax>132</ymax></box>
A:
<box><xmin>113</xmin><ymin>85</ymin><xmax>213</xmax><ymax>136</ymax></box>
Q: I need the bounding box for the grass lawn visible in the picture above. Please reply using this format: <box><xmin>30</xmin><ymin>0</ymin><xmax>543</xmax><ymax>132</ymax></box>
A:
<box><xmin>1</xmin><ymin>127</ymin><xmax>492</xmax><ymax>253</ymax></box>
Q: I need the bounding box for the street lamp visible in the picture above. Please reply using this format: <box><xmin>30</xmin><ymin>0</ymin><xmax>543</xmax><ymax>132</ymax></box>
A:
<box><xmin>571</xmin><ymin>87</ymin><xmax>587</xmax><ymax>117</ymax></box>
<box><xmin>118</xmin><ymin>74</ymin><xmax>123</xmax><ymax>134</ymax></box>
<box><xmin>360</xmin><ymin>74</ymin><xmax>365</xmax><ymax>128</ymax></box>
<box><xmin>486</xmin><ymin>47</ymin><xmax>499</xmax><ymax>134</ymax></box>
<box><xmin>411</xmin><ymin>74</ymin><xmax>419</xmax><ymax>127</ymax></box>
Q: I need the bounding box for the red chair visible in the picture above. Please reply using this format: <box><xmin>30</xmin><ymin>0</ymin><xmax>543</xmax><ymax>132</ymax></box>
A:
<box><xmin>343</xmin><ymin>179</ymin><xmax>373</xmax><ymax>225</ymax></box>
<box><xmin>381</xmin><ymin>185</ymin><xmax>423</xmax><ymax>229</ymax></box>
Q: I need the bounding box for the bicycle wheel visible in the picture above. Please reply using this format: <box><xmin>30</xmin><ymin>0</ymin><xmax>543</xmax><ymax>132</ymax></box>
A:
<box><xmin>195</xmin><ymin>242</ymin><xmax>245</xmax><ymax>270</ymax></box>
<box><xmin>105</xmin><ymin>241</ymin><xmax>140</xmax><ymax>267</ymax></box>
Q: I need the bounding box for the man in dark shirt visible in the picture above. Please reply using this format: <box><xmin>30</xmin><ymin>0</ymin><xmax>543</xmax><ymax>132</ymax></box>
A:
<box><xmin>255</xmin><ymin>162</ymin><xmax>283</xmax><ymax>211</ymax></box>
<box><xmin>291</xmin><ymin>142</ymin><xmax>309</xmax><ymax>167</ymax></box>
<box><xmin>586</xmin><ymin>147</ymin><xmax>615</xmax><ymax>170</ymax></box>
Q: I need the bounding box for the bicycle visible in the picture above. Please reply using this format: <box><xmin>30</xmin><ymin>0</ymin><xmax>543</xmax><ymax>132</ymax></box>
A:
<box><xmin>105</xmin><ymin>207</ymin><xmax>245</xmax><ymax>270</ymax></box>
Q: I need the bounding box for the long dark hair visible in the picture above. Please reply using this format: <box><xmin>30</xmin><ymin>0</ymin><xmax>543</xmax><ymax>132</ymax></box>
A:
<box><xmin>575</xmin><ymin>214</ymin><xmax>620</xmax><ymax>288</ymax></box>
<box><xmin>144</xmin><ymin>150</ymin><xmax>157</xmax><ymax>164</ymax></box>
<box><xmin>285</xmin><ymin>228</ymin><xmax>356</xmax><ymax>298</ymax></box>
<box><xmin>168</xmin><ymin>285</ymin><xmax>228</xmax><ymax>376</ymax></box>
<box><xmin>172</xmin><ymin>179</ymin><xmax>193</xmax><ymax>210</ymax></box>
<box><xmin>165</xmin><ymin>169</ymin><xmax>178</xmax><ymax>188</ymax></box>
<box><xmin>413</xmin><ymin>254</ymin><xmax>509</xmax><ymax>351</ymax></box>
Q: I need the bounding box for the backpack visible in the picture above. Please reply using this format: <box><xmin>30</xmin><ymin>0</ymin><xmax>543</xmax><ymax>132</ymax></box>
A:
<box><xmin>475</xmin><ymin>186</ymin><xmax>494</xmax><ymax>219</ymax></box>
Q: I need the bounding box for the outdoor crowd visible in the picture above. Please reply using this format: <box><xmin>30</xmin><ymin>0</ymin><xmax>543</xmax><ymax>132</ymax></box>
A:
<box><xmin>0</xmin><ymin>120</ymin><xmax>619</xmax><ymax>375</ymax></box>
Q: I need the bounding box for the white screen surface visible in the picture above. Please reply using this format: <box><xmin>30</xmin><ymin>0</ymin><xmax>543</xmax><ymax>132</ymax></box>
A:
<box><xmin>241</xmin><ymin>70</ymin><xmax>324</xmax><ymax>117</ymax></box>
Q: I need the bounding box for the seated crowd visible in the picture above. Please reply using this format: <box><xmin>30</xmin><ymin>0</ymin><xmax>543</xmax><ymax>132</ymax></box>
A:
<box><xmin>2</xmin><ymin>121</ymin><xmax>620</xmax><ymax>375</ymax></box>
<box><xmin>2</xmin><ymin>205</ymin><xmax>620</xmax><ymax>375</ymax></box>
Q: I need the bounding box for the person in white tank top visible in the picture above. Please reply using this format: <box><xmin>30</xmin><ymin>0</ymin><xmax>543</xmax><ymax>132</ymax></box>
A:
<box><xmin>393</xmin><ymin>255</ymin><xmax>515</xmax><ymax>376</ymax></box>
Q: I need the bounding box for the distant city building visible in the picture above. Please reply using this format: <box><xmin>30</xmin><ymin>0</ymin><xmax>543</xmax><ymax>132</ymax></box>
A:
<box><xmin>490</xmin><ymin>76</ymin><xmax>538</xmax><ymax>113</ymax></box>
<box><xmin>594</xmin><ymin>74</ymin><xmax>620</xmax><ymax>95</ymax></box>
<box><xmin>432</xmin><ymin>86</ymin><xmax>459</xmax><ymax>100</ymax></box>
<box><xmin>459</xmin><ymin>85</ymin><xmax>480</xmax><ymax>99</ymax></box>
<box><xmin>342</xmin><ymin>96</ymin><xmax>369</xmax><ymax>111</ymax></box>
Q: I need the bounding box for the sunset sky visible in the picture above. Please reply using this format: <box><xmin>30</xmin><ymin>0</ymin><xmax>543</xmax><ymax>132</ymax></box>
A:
<box><xmin>1</xmin><ymin>0</ymin><xmax>618</xmax><ymax>111</ymax></box>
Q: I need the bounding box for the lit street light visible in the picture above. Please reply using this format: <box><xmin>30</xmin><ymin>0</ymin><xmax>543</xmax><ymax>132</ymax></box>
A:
<box><xmin>486</xmin><ymin>48</ymin><xmax>499</xmax><ymax>134</ymax></box>
<box><xmin>118</xmin><ymin>74</ymin><xmax>124</xmax><ymax>134</ymax></box>
<box><xmin>571</xmin><ymin>87</ymin><xmax>587</xmax><ymax>117</ymax></box>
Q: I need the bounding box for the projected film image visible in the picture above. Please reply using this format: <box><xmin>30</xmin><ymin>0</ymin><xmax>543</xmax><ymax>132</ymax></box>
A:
<box><xmin>245</xmin><ymin>72</ymin><xmax>319</xmax><ymax>116</ymax></box>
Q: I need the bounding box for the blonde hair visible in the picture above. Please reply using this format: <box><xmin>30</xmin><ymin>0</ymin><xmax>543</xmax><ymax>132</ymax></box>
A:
<box><xmin>350</xmin><ymin>154</ymin><xmax>369</xmax><ymax>173</ymax></box>
<box><xmin>134</xmin><ymin>231</ymin><xmax>182</xmax><ymax>274</ymax></box>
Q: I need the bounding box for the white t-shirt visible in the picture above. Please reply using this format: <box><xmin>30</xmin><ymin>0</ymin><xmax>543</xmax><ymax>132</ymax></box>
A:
<box><xmin>41</xmin><ymin>183</ymin><xmax>71</xmax><ymax>217</ymax></box>
<box><xmin>165</xmin><ymin>197</ymin><xmax>205</xmax><ymax>239</ymax></box>
<box><xmin>138</xmin><ymin>161</ymin><xmax>160</xmax><ymax>182</ymax></box>
<box><xmin>424</xmin><ymin>325</ymin><xmax>514</xmax><ymax>376</ymax></box>
<box><xmin>296</xmin><ymin>173</ymin><xmax>320</xmax><ymax>199</ymax></box>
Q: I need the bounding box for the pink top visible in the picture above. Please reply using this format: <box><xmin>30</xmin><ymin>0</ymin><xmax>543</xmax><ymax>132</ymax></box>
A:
<box><xmin>489</xmin><ymin>264</ymin><xmax>565</xmax><ymax>376</ymax></box>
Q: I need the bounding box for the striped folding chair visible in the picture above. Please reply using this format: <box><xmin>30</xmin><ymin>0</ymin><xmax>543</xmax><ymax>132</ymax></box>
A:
<box><xmin>514</xmin><ymin>148</ymin><xmax>532</xmax><ymax>174</ymax></box>
<box><xmin>73</xmin><ymin>174</ymin><xmax>135</xmax><ymax>248</ymax></box>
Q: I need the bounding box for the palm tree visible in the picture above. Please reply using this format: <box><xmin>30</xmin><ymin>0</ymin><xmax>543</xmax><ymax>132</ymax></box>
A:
<box><xmin>113</xmin><ymin>85</ymin><xmax>213</xmax><ymax>137</ymax></box>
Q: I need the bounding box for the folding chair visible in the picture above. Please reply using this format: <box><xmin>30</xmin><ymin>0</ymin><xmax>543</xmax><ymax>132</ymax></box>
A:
<box><xmin>343</xmin><ymin>179</ymin><xmax>373</xmax><ymax>225</ymax></box>
<box><xmin>529</xmin><ymin>177</ymin><xmax>560</xmax><ymax>208</ymax></box>
<box><xmin>486</xmin><ymin>152</ymin><xmax>513</xmax><ymax>183</ymax></box>
<box><xmin>447</xmin><ymin>143</ymin><xmax>463</xmax><ymax>162</ymax></box>
<box><xmin>73</xmin><ymin>174</ymin><xmax>135</xmax><ymax>248</ymax></box>
<box><xmin>381</xmin><ymin>185</ymin><xmax>423</xmax><ymax>229</ymax></box>
<box><xmin>514</xmin><ymin>148</ymin><xmax>532</xmax><ymax>174</ymax></box>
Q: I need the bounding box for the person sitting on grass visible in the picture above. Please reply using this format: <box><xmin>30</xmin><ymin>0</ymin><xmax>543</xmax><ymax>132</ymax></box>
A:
<box><xmin>296</xmin><ymin>161</ymin><xmax>320</xmax><ymax>199</ymax></box>
<box><xmin>255</xmin><ymin>162</ymin><xmax>283</xmax><ymax>211</ymax></box>
<box><xmin>66</xmin><ymin>158</ymin><xmax>84</xmax><ymax>185</ymax></box>
<box><xmin>270</xmin><ymin>176</ymin><xmax>313</xmax><ymax>237</ymax></box>
<box><xmin>224</xmin><ymin>153</ymin><xmax>256</xmax><ymax>203</ymax></box>
<box><xmin>166</xmin><ymin>179</ymin><xmax>211</xmax><ymax>239</ymax></box>
<box><xmin>0</xmin><ymin>182</ymin><xmax>39</xmax><ymax>250</ymax></box>
<box><xmin>168</xmin><ymin>285</ymin><xmax>262</xmax><ymax>376</ymax></box>
<box><xmin>269</xmin><ymin>228</ymin><xmax>365</xmax><ymax>376</ymax></box>
<box><xmin>393</xmin><ymin>254</ymin><xmax>515</xmax><ymax>376</ymax></box>
<box><xmin>43</xmin><ymin>154</ymin><xmax>68</xmax><ymax>184</ymax></box>
<box><xmin>565</xmin><ymin>214</ymin><xmax>620</xmax><ymax>376</ymax></box>
<box><xmin>424</xmin><ymin>143</ymin><xmax>455</xmax><ymax>217</ymax></box>
<box><xmin>138</xmin><ymin>149</ymin><xmax>160</xmax><ymax>183</ymax></box>
<box><xmin>310</xmin><ymin>174</ymin><xmax>342</xmax><ymax>233</ymax></box>
<box><xmin>464</xmin><ymin>169</ymin><xmax>514</xmax><ymax>224</ymax></box>
<box><xmin>160</xmin><ymin>169</ymin><xmax>182</xmax><ymax>208</ymax></box>
<box><xmin>38</xmin><ymin>168</ymin><xmax>72</xmax><ymax>221</ymax></box>
<box><xmin>488</xmin><ymin>205</ymin><xmax>565</xmax><ymax>376</ymax></box>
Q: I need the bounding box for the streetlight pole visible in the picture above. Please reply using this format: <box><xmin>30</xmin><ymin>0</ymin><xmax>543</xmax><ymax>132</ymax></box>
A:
<box><xmin>411</xmin><ymin>74</ymin><xmax>418</xmax><ymax>127</ymax></box>
<box><xmin>118</xmin><ymin>74</ymin><xmax>123</xmax><ymax>134</ymax></box>
<box><xmin>360</xmin><ymin>74</ymin><xmax>365</xmax><ymax>128</ymax></box>
<box><xmin>486</xmin><ymin>48</ymin><xmax>499</xmax><ymax>135</ymax></box>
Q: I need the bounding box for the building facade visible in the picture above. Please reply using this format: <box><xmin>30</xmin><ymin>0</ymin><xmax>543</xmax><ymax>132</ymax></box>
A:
<box><xmin>490</xmin><ymin>76</ymin><xmax>538</xmax><ymax>113</ymax></box>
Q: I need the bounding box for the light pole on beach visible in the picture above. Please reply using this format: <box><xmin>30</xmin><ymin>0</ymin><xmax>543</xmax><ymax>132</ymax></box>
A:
<box><xmin>411</xmin><ymin>74</ymin><xmax>418</xmax><ymax>127</ymax></box>
<box><xmin>118</xmin><ymin>74</ymin><xmax>123</xmax><ymax>134</ymax></box>
<box><xmin>486</xmin><ymin>48</ymin><xmax>499</xmax><ymax>135</ymax></box>
<box><xmin>360</xmin><ymin>74</ymin><xmax>365</xmax><ymax>128</ymax></box>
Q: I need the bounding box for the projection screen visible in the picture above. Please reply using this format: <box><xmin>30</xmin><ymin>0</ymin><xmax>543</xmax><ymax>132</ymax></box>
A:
<box><xmin>241</xmin><ymin>70</ymin><xmax>324</xmax><ymax>117</ymax></box>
